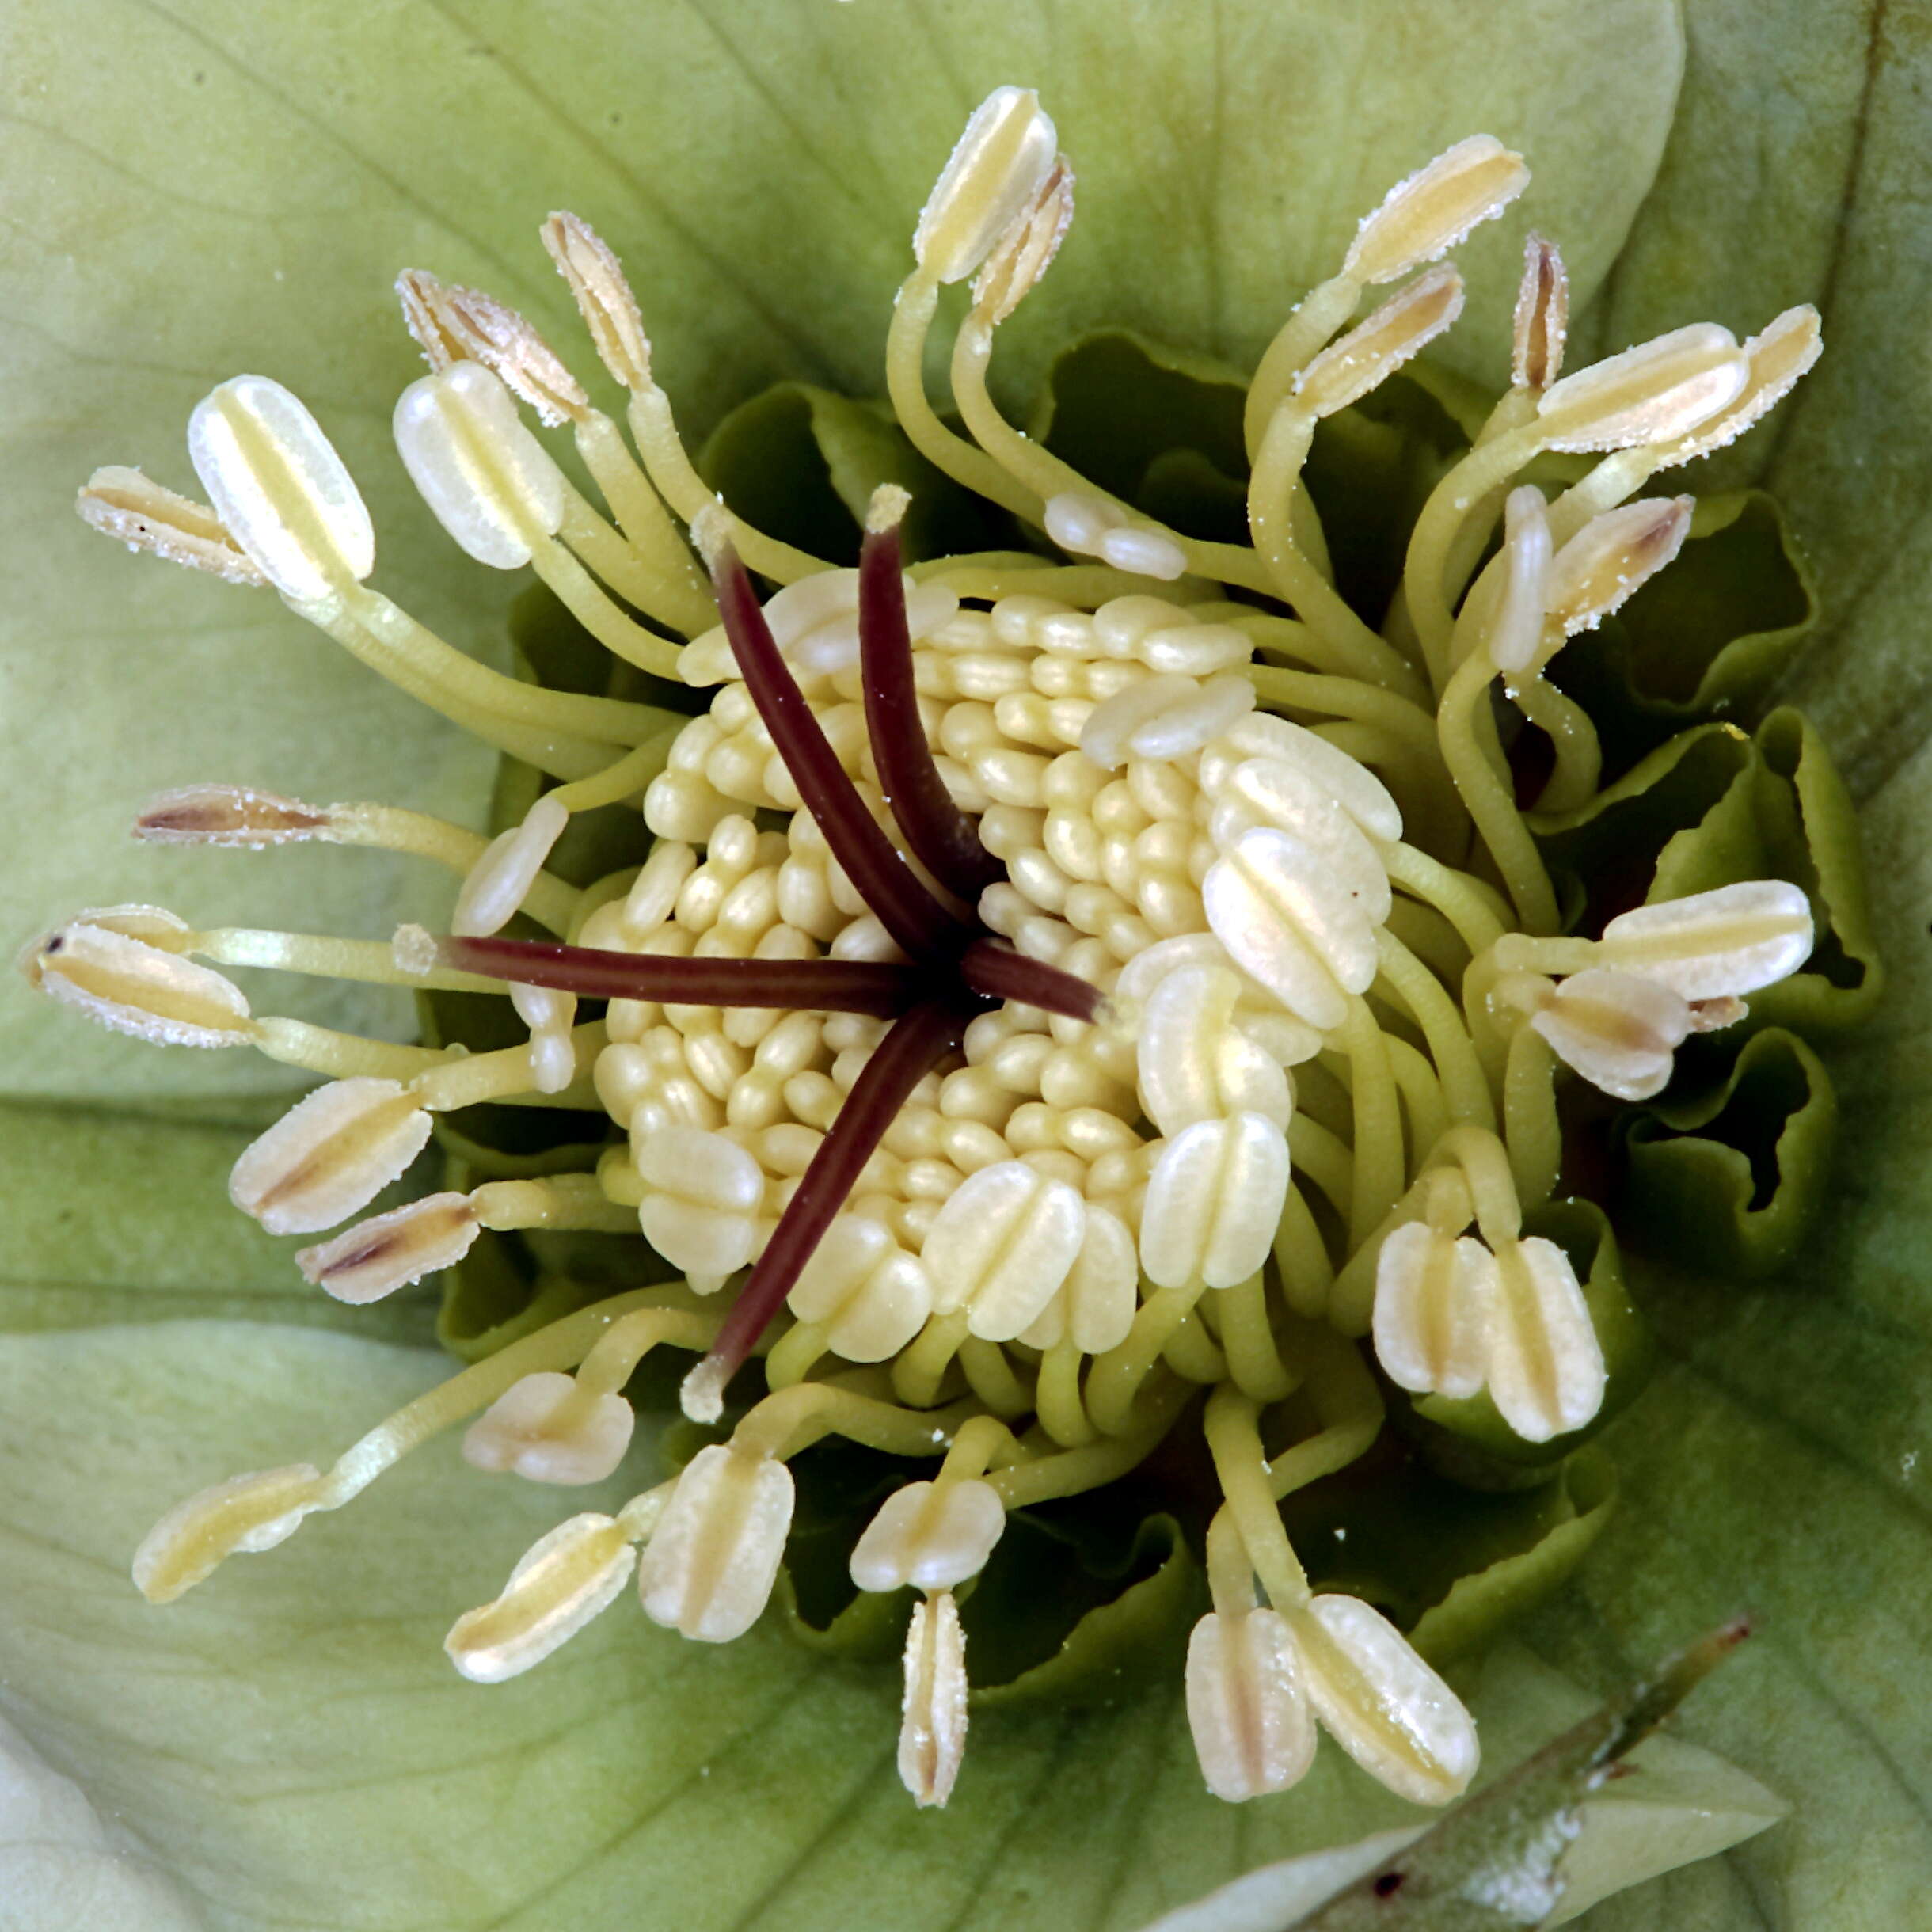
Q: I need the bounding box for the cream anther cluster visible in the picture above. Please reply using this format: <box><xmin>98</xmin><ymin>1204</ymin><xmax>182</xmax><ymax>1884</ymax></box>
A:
<box><xmin>584</xmin><ymin>578</ymin><xmax>1404</xmax><ymax>1365</ymax></box>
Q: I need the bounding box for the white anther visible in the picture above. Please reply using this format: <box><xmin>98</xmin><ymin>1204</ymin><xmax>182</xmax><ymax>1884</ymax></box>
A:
<box><xmin>1371</xmin><ymin>1223</ymin><xmax>1497</xmax><ymax>1400</ymax></box>
<box><xmin>1511</xmin><ymin>233</ymin><xmax>1569</xmax><ymax>392</ymax></box>
<box><xmin>1488</xmin><ymin>1237</ymin><xmax>1607</xmax><ymax>1444</ymax></box>
<box><xmin>1537</xmin><ymin>323</ymin><xmax>1750</xmax><ymax>454</ymax></box>
<box><xmin>451</xmin><ymin>794</ymin><xmax>570</xmax><ymax>937</ymax></box>
<box><xmin>296</xmin><ymin>1191</ymin><xmax>481</xmax><ymax>1303</ymax></box>
<box><xmin>1044</xmin><ymin>490</ymin><xmax>1122</xmax><ymax>556</ymax></box>
<box><xmin>542</xmin><ymin>212</ymin><xmax>652</xmax><ymax>390</ymax></box>
<box><xmin>1139</xmin><ymin>964</ymin><xmax>1293</xmax><ymax>1136</ymax></box>
<box><xmin>394</xmin><ymin>362</ymin><xmax>568</xmax><ymax>569</ymax></box>
<box><xmin>915</xmin><ymin>86</ymin><xmax>1059</xmax><ymax>284</ymax></box>
<box><xmin>1543</xmin><ymin>496</ymin><xmax>1692</xmax><ymax>642</ymax></box>
<box><xmin>1061</xmin><ymin>1203</ymin><xmax>1139</xmax><ymax>1352</ymax></box>
<box><xmin>1203</xmin><ymin>712</ymin><xmax>1403</xmax><ymax>842</ymax></box>
<box><xmin>228</xmin><ymin>1078</ymin><xmax>432</xmax><ymax>1235</ymax></box>
<box><xmin>77</xmin><ymin>465</ymin><xmax>269</xmax><ymax>585</ymax></box>
<box><xmin>1294</xmin><ymin>265</ymin><xmax>1465</xmax><ymax>418</ymax></box>
<box><xmin>133</xmin><ymin>782</ymin><xmax>329</xmax><ymax>846</ymax></box>
<box><xmin>24</xmin><ymin>915</ymin><xmax>253</xmax><ymax>1048</ymax></box>
<box><xmin>1116</xmin><ymin>932</ymin><xmax>1325</xmax><ymax>1068</ymax></box>
<box><xmin>445</xmin><ymin>1513</ymin><xmax>635</xmax><ymax>1683</ymax></box>
<box><xmin>1081</xmin><ymin>672</ymin><xmax>1252</xmax><ymax>770</ymax></box>
<box><xmin>1139</xmin><ymin>1114</ymin><xmax>1289</xmax><ymax>1290</ymax></box>
<box><xmin>850</xmin><ymin>1479</ymin><xmax>1006</xmax><ymax>1593</ymax></box>
<box><xmin>634</xmin><ymin>1124</ymin><xmax>765</xmax><ymax>1280</ymax></box>
<box><xmin>131</xmin><ymin>1464</ymin><xmax>325</xmax><ymax>1604</ymax></box>
<box><xmin>1096</xmin><ymin>524</ymin><xmax>1189</xmax><ymax>580</ymax></box>
<box><xmin>1600</xmin><ymin>880</ymin><xmax>1814</xmax><ymax>1001</ymax></box>
<box><xmin>1528</xmin><ymin>968</ymin><xmax>1691</xmax><ymax>1101</ymax></box>
<box><xmin>623</xmin><ymin>841</ymin><xmax>699</xmax><ymax>936</ymax></box>
<box><xmin>1212</xmin><ymin>759</ymin><xmax>1392</xmax><ymax>922</ymax></box>
<box><xmin>786</xmin><ymin>1215</ymin><xmax>932</xmax><ymax>1362</ymax></box>
<box><xmin>637</xmin><ymin>1443</ymin><xmax>793</xmax><ymax>1641</ymax></box>
<box><xmin>1291</xmin><ymin>1595</ymin><xmax>1479</xmax><ymax>1804</ymax></box>
<box><xmin>463</xmin><ymin>1370</ymin><xmax>636</xmax><ymax>1485</ymax></box>
<box><xmin>1185</xmin><ymin>1610</ymin><xmax>1316</xmax><ymax>1802</ymax></box>
<box><xmin>187</xmin><ymin>375</ymin><xmax>375</xmax><ymax>602</ymax></box>
<box><xmin>1204</xmin><ymin>827</ymin><xmax>1375</xmax><ymax>1031</ymax></box>
<box><xmin>972</xmin><ymin>154</ymin><xmax>1074</xmax><ymax>324</ymax></box>
<box><xmin>899</xmin><ymin>1590</ymin><xmax>970</xmax><ymax>1808</ymax></box>
<box><xmin>1344</xmin><ymin>134</ymin><xmax>1529</xmax><ymax>285</ymax></box>
<box><xmin>1488</xmin><ymin>485</ymin><xmax>1554</xmax><ymax>673</ymax></box>
<box><xmin>921</xmin><ymin>1159</ymin><xmax>1087</xmax><ymax>1341</ymax></box>
<box><xmin>1664</xmin><ymin>305</ymin><xmax>1821</xmax><ymax>464</ymax></box>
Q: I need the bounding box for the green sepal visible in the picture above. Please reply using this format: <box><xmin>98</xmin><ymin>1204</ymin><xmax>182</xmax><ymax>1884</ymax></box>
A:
<box><xmin>1618</xmin><ymin>1027</ymin><xmax>1836</xmax><ymax>1278</ymax></box>
<box><xmin>1549</xmin><ymin>490</ymin><xmax>1817</xmax><ymax>774</ymax></box>
<box><xmin>699</xmin><ymin>382</ymin><xmax>1011</xmax><ymax>565</ymax></box>
<box><xmin>1409</xmin><ymin>1200</ymin><xmax>1650</xmax><ymax>1470</ymax></box>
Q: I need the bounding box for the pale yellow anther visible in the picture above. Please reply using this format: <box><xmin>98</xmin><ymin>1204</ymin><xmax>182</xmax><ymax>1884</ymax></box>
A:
<box><xmin>1511</xmin><ymin>233</ymin><xmax>1569</xmax><ymax>391</ymax></box>
<box><xmin>1042</xmin><ymin>493</ymin><xmax>1188</xmax><ymax>581</ymax></box>
<box><xmin>1185</xmin><ymin>1609</ymin><xmax>1316</xmax><ymax>1802</ymax></box>
<box><xmin>394</xmin><ymin>363</ymin><xmax>567</xmax><ymax>569</ymax></box>
<box><xmin>1290</xmin><ymin>1595</ymin><xmax>1478</xmax><ymax>1804</ymax></box>
<box><xmin>1527</xmin><ymin>967</ymin><xmax>1690</xmax><ymax>1101</ymax></box>
<box><xmin>1294</xmin><ymin>265</ymin><xmax>1465</xmax><ymax>418</ymax></box>
<box><xmin>542</xmin><ymin>211</ymin><xmax>652</xmax><ymax>389</ymax></box>
<box><xmin>972</xmin><ymin>154</ymin><xmax>1074</xmax><ymax>324</ymax></box>
<box><xmin>636</xmin><ymin>1442</ymin><xmax>793</xmax><ymax>1641</ymax></box>
<box><xmin>1209</xmin><ymin>759</ymin><xmax>1392</xmax><ymax>922</ymax></box>
<box><xmin>1115</xmin><ymin>933</ymin><xmax>1324</xmax><ymax>1070</ymax></box>
<box><xmin>1199</xmin><ymin>711</ymin><xmax>1403</xmax><ymax>842</ymax></box>
<box><xmin>228</xmin><ymin>1077</ymin><xmax>432</xmax><ymax>1235</ymax></box>
<box><xmin>1536</xmin><ymin>324</ymin><xmax>1749</xmax><ymax>454</ymax></box>
<box><xmin>1203</xmin><ymin>827</ymin><xmax>1376</xmax><ymax>1030</ymax></box>
<box><xmin>133</xmin><ymin>782</ymin><xmax>329</xmax><ymax>846</ymax></box>
<box><xmin>1139</xmin><ymin>964</ymin><xmax>1292</xmax><ymax>1136</ymax></box>
<box><xmin>462</xmin><ymin>1370</ymin><xmax>636</xmax><ymax>1485</ymax></box>
<box><xmin>1657</xmin><ymin>305</ymin><xmax>1821</xmax><ymax>465</ymax></box>
<box><xmin>397</xmin><ymin>269</ymin><xmax>589</xmax><ymax>426</ymax></box>
<box><xmin>511</xmin><ymin>981</ymin><xmax>580</xmax><ymax>1096</ymax></box>
<box><xmin>187</xmin><ymin>375</ymin><xmax>375</xmax><ymax>603</ymax></box>
<box><xmin>1371</xmin><ymin>1221</ymin><xmax>1497</xmax><ymax>1399</ymax></box>
<box><xmin>451</xmin><ymin>794</ymin><xmax>571</xmax><ymax>937</ymax></box>
<box><xmin>445</xmin><ymin>1512</ymin><xmax>635</xmax><ymax>1683</ymax></box>
<box><xmin>1599</xmin><ymin>880</ymin><xmax>1814</xmax><ymax>1001</ymax></box>
<box><xmin>1486</xmin><ymin>485</ymin><xmax>1554</xmax><ymax>674</ymax></box>
<box><xmin>1543</xmin><ymin>496</ymin><xmax>1692</xmax><ymax>642</ymax></box>
<box><xmin>132</xmin><ymin>1464</ymin><xmax>325</xmax><ymax>1603</ymax></box>
<box><xmin>915</xmin><ymin>86</ymin><xmax>1059</xmax><ymax>284</ymax></box>
<box><xmin>1057</xmin><ymin>1204</ymin><xmax>1139</xmax><ymax>1352</ymax></box>
<box><xmin>296</xmin><ymin>1190</ymin><xmax>481</xmax><ymax>1303</ymax></box>
<box><xmin>1487</xmin><ymin>1235</ymin><xmax>1607</xmax><ymax>1443</ymax></box>
<box><xmin>850</xmin><ymin>1478</ymin><xmax>1006</xmax><ymax>1592</ymax></box>
<box><xmin>899</xmin><ymin>1590</ymin><xmax>970</xmax><ymax>1808</ymax></box>
<box><xmin>1140</xmin><ymin>1113</ymin><xmax>1290</xmax><ymax>1290</ymax></box>
<box><xmin>23</xmin><ymin>911</ymin><xmax>253</xmax><ymax>1049</ymax></box>
<box><xmin>922</xmin><ymin>1159</ymin><xmax>1087</xmax><ymax>1340</ymax></box>
<box><xmin>76</xmin><ymin>465</ymin><xmax>268</xmax><ymax>586</ymax></box>
<box><xmin>634</xmin><ymin>1124</ymin><xmax>766</xmax><ymax>1283</ymax></box>
<box><xmin>1080</xmin><ymin>672</ymin><xmax>1255</xmax><ymax>770</ymax></box>
<box><xmin>785</xmin><ymin>1214</ymin><xmax>931</xmax><ymax>1362</ymax></box>
<box><xmin>1344</xmin><ymin>134</ymin><xmax>1528</xmax><ymax>285</ymax></box>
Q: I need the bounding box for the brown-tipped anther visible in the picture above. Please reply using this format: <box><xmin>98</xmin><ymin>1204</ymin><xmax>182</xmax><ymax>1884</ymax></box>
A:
<box><xmin>686</xmin><ymin>998</ymin><xmax>976</xmax><ymax>1412</ymax></box>
<box><xmin>77</xmin><ymin>466</ymin><xmax>269</xmax><ymax>587</ymax></box>
<box><xmin>1512</xmin><ymin>232</ymin><xmax>1569</xmax><ymax>392</ymax></box>
<box><xmin>959</xmin><ymin>939</ymin><xmax>1105</xmax><ymax>1024</ymax></box>
<box><xmin>858</xmin><ymin>507</ymin><xmax>1007</xmax><ymax>903</ymax></box>
<box><xmin>542</xmin><ymin>211</ymin><xmax>652</xmax><ymax>390</ymax></box>
<box><xmin>395</xmin><ymin>269</ymin><xmax>466</xmax><ymax>371</ymax></box>
<box><xmin>439</xmin><ymin>933</ymin><xmax>917</xmax><ymax>1017</ymax></box>
<box><xmin>134</xmin><ymin>784</ymin><xmax>329</xmax><ymax>846</ymax></box>
<box><xmin>709</xmin><ymin>542</ymin><xmax>972</xmax><ymax>964</ymax></box>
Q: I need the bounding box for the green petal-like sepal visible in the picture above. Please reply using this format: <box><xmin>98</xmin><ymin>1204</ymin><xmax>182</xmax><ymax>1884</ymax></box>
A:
<box><xmin>1619</xmin><ymin>1026</ymin><xmax>1836</xmax><ymax>1277</ymax></box>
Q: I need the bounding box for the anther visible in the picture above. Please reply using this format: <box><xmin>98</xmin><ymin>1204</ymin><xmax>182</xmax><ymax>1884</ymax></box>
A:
<box><xmin>1293</xmin><ymin>264</ymin><xmax>1465</xmax><ymax>418</ymax></box>
<box><xmin>1343</xmin><ymin>134</ymin><xmax>1528</xmax><ymax>285</ymax></box>
<box><xmin>914</xmin><ymin>86</ymin><xmax>1059</xmax><ymax>285</ymax></box>
<box><xmin>76</xmin><ymin>466</ymin><xmax>268</xmax><ymax>585</ymax></box>
<box><xmin>446</xmin><ymin>1512</ymin><xmax>636</xmax><ymax>1682</ymax></box>
<box><xmin>1537</xmin><ymin>325</ymin><xmax>1750</xmax><ymax>454</ymax></box>
<box><xmin>542</xmin><ymin>211</ymin><xmax>652</xmax><ymax>390</ymax></box>
<box><xmin>133</xmin><ymin>782</ymin><xmax>329</xmax><ymax>846</ymax></box>
<box><xmin>1511</xmin><ymin>233</ymin><xmax>1569</xmax><ymax>392</ymax></box>
<box><xmin>899</xmin><ymin>1590</ymin><xmax>971</xmax><ymax>1806</ymax></box>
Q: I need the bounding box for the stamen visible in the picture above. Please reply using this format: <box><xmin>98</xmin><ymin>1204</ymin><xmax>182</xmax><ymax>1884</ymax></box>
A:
<box><xmin>76</xmin><ymin>466</ymin><xmax>268</xmax><ymax>585</ymax></box>
<box><xmin>914</xmin><ymin>86</ymin><xmax>1059</xmax><ymax>285</ymax></box>
<box><xmin>397</xmin><ymin>268</ymin><xmax>589</xmax><ymax>426</ymax></box>
<box><xmin>446</xmin><ymin>1512</ymin><xmax>636</xmax><ymax>1682</ymax></box>
<box><xmin>1343</xmin><ymin>134</ymin><xmax>1528</xmax><ymax>285</ymax></box>
<box><xmin>227</xmin><ymin>1077</ymin><xmax>432</xmax><ymax>1235</ymax></box>
<box><xmin>541</xmin><ymin>211</ymin><xmax>652</xmax><ymax>390</ymax></box>
<box><xmin>132</xmin><ymin>782</ymin><xmax>327</xmax><ymax>845</ymax></box>
<box><xmin>858</xmin><ymin>498</ymin><xmax>1006</xmax><ymax>901</ymax></box>
<box><xmin>296</xmin><ymin>1189</ymin><xmax>481</xmax><ymax>1303</ymax></box>
<box><xmin>970</xmin><ymin>154</ymin><xmax>1074</xmax><ymax>325</ymax></box>
<box><xmin>1511</xmin><ymin>233</ymin><xmax>1569</xmax><ymax>392</ymax></box>
<box><xmin>899</xmin><ymin>1590</ymin><xmax>971</xmax><ymax>1807</ymax></box>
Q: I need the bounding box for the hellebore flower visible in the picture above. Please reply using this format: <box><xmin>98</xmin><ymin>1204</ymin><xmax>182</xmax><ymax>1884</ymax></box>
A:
<box><xmin>0</xmin><ymin>5</ymin><xmax>1927</xmax><ymax>1929</ymax></box>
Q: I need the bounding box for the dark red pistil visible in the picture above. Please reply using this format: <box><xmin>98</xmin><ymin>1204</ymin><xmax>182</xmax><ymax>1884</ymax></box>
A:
<box><xmin>440</xmin><ymin>522</ymin><xmax>1107</xmax><ymax>1401</ymax></box>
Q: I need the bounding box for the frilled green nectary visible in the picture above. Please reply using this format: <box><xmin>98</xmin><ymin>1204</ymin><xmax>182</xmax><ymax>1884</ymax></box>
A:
<box><xmin>25</xmin><ymin>88</ymin><xmax>1874</xmax><ymax>1817</ymax></box>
